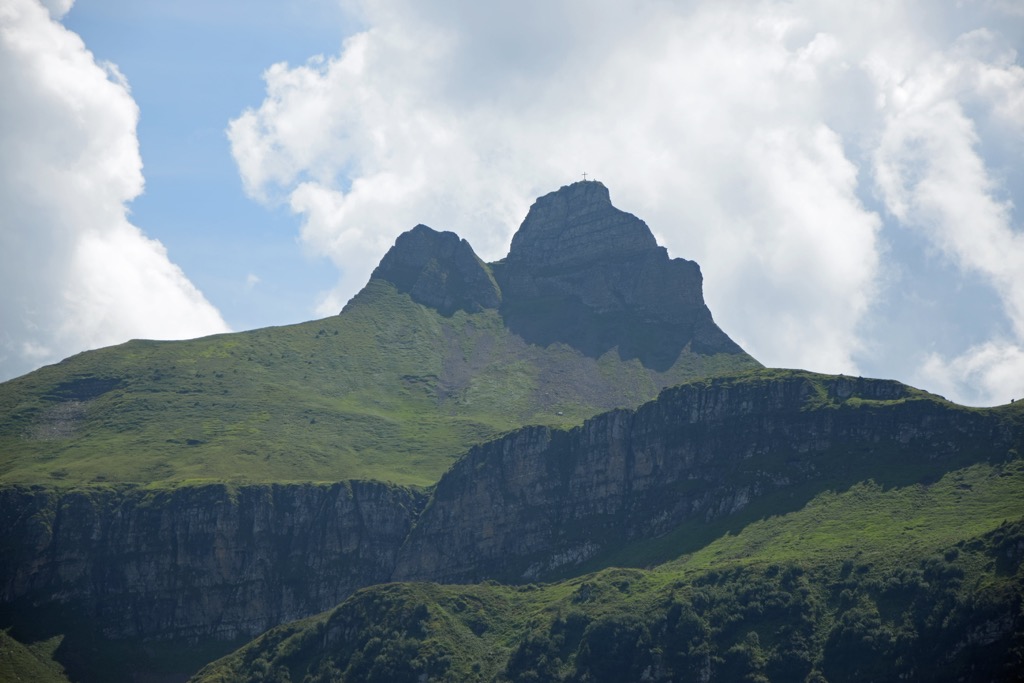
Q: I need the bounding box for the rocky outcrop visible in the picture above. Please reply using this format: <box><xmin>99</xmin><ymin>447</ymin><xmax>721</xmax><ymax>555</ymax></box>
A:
<box><xmin>503</xmin><ymin>181</ymin><xmax>659</xmax><ymax>271</ymax></box>
<box><xmin>368</xmin><ymin>224</ymin><xmax>501</xmax><ymax>316</ymax></box>
<box><xmin>392</xmin><ymin>374</ymin><xmax>1018</xmax><ymax>583</ymax></box>
<box><xmin>362</xmin><ymin>182</ymin><xmax>748</xmax><ymax>369</ymax></box>
<box><xmin>493</xmin><ymin>181</ymin><xmax>743</xmax><ymax>368</ymax></box>
<box><xmin>0</xmin><ymin>481</ymin><xmax>425</xmax><ymax>642</ymax></box>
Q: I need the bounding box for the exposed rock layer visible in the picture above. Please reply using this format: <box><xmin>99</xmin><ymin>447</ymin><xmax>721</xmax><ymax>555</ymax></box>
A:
<box><xmin>2</xmin><ymin>373</ymin><xmax>1019</xmax><ymax>652</ymax></box>
<box><xmin>0</xmin><ymin>481</ymin><xmax>424</xmax><ymax>642</ymax></box>
<box><xmin>392</xmin><ymin>374</ymin><xmax>1018</xmax><ymax>582</ymax></box>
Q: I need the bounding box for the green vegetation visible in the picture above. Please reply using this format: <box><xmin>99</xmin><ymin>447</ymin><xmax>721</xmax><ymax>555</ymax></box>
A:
<box><xmin>0</xmin><ymin>280</ymin><xmax>758</xmax><ymax>487</ymax></box>
<box><xmin>8</xmin><ymin>189</ymin><xmax>1019</xmax><ymax>683</ymax></box>
<box><xmin>0</xmin><ymin>630</ymin><xmax>70</xmax><ymax>683</ymax></box>
<box><xmin>0</xmin><ymin>612</ymin><xmax>245</xmax><ymax>683</ymax></box>
<box><xmin>194</xmin><ymin>458</ymin><xmax>1024</xmax><ymax>682</ymax></box>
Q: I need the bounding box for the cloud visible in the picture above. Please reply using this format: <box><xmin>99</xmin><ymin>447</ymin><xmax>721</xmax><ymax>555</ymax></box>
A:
<box><xmin>230</xmin><ymin>0</ymin><xmax>1023</xmax><ymax>404</ymax></box>
<box><xmin>870</xmin><ymin>25</ymin><xmax>1024</xmax><ymax>405</ymax></box>
<box><xmin>0</xmin><ymin>0</ymin><xmax>228</xmax><ymax>381</ymax></box>
<box><xmin>36</xmin><ymin>0</ymin><xmax>71</xmax><ymax>19</ymax></box>
<box><xmin>918</xmin><ymin>341</ymin><xmax>1024</xmax><ymax>406</ymax></box>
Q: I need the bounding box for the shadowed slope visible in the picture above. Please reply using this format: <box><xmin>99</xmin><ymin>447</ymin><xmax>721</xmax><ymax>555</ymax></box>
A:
<box><xmin>192</xmin><ymin>458</ymin><xmax>1024</xmax><ymax>683</ymax></box>
<box><xmin>494</xmin><ymin>181</ymin><xmax>743</xmax><ymax>369</ymax></box>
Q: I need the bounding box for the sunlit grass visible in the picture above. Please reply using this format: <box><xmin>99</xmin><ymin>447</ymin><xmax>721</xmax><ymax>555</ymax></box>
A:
<box><xmin>0</xmin><ymin>280</ymin><xmax>759</xmax><ymax>487</ymax></box>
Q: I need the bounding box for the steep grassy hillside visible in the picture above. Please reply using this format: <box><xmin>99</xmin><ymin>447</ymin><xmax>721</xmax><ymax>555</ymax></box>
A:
<box><xmin>193</xmin><ymin>457</ymin><xmax>1024</xmax><ymax>682</ymax></box>
<box><xmin>0</xmin><ymin>630</ymin><xmax>70</xmax><ymax>683</ymax></box>
<box><xmin>0</xmin><ymin>182</ymin><xmax>760</xmax><ymax>488</ymax></box>
<box><xmin>0</xmin><ymin>280</ymin><xmax>755</xmax><ymax>488</ymax></box>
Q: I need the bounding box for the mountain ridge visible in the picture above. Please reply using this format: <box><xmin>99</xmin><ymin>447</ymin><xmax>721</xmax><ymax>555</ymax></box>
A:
<box><xmin>369</xmin><ymin>180</ymin><xmax>743</xmax><ymax>368</ymax></box>
<box><xmin>392</xmin><ymin>369</ymin><xmax>1021</xmax><ymax>584</ymax></box>
<box><xmin>2</xmin><ymin>368</ymin><xmax>1020</xmax><ymax>683</ymax></box>
<box><xmin>0</xmin><ymin>181</ymin><xmax>758</xmax><ymax>487</ymax></box>
<box><xmin>2</xmin><ymin>182</ymin><xmax>1020</xmax><ymax>682</ymax></box>
<box><xmin>192</xmin><ymin>460</ymin><xmax>1024</xmax><ymax>683</ymax></box>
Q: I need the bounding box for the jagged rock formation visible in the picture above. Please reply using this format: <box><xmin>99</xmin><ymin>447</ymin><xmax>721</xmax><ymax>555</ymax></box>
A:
<box><xmin>368</xmin><ymin>224</ymin><xmax>501</xmax><ymax>316</ymax></box>
<box><xmin>494</xmin><ymin>181</ymin><xmax>741</xmax><ymax>368</ymax></box>
<box><xmin>370</xmin><ymin>181</ymin><xmax>743</xmax><ymax>369</ymax></box>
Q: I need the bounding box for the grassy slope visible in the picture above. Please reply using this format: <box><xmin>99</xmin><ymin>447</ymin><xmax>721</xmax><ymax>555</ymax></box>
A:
<box><xmin>563</xmin><ymin>372</ymin><xmax>1024</xmax><ymax>577</ymax></box>
<box><xmin>0</xmin><ymin>630</ymin><xmax>70</xmax><ymax>683</ymax></box>
<box><xmin>193</xmin><ymin>457</ymin><xmax>1024</xmax><ymax>682</ymax></box>
<box><xmin>0</xmin><ymin>280</ymin><xmax>757</xmax><ymax>488</ymax></box>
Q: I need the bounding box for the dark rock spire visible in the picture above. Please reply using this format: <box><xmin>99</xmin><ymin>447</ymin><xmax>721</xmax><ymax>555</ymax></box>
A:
<box><xmin>493</xmin><ymin>181</ymin><xmax>744</xmax><ymax>369</ymax></box>
<box><xmin>367</xmin><ymin>181</ymin><xmax>748</xmax><ymax>369</ymax></box>
<box><xmin>370</xmin><ymin>224</ymin><xmax>501</xmax><ymax>316</ymax></box>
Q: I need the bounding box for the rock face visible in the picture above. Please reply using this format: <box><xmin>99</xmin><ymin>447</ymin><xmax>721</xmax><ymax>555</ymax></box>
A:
<box><xmin>3</xmin><ymin>373</ymin><xmax>1018</xmax><ymax>666</ymax></box>
<box><xmin>495</xmin><ymin>181</ymin><xmax>742</xmax><ymax>368</ymax></box>
<box><xmin>392</xmin><ymin>374</ymin><xmax>1018</xmax><ymax>583</ymax></box>
<box><xmin>368</xmin><ymin>224</ymin><xmax>501</xmax><ymax>316</ymax></box>
<box><xmin>0</xmin><ymin>481</ymin><xmax>424</xmax><ymax>642</ymax></box>
<box><xmin>370</xmin><ymin>181</ymin><xmax>746</xmax><ymax>369</ymax></box>
<box><xmin>502</xmin><ymin>181</ymin><xmax>659</xmax><ymax>273</ymax></box>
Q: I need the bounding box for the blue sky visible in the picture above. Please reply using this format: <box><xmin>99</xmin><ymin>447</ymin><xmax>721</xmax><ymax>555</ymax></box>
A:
<box><xmin>2</xmin><ymin>0</ymin><xmax>1023</xmax><ymax>406</ymax></box>
<box><xmin>63</xmin><ymin>0</ymin><xmax>353</xmax><ymax>331</ymax></box>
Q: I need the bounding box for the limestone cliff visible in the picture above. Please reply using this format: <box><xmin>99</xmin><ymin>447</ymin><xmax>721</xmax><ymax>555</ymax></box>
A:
<box><xmin>0</xmin><ymin>481</ymin><xmax>424</xmax><ymax>644</ymax></box>
<box><xmin>392</xmin><ymin>373</ymin><xmax>1020</xmax><ymax>583</ymax></box>
<box><xmin>3</xmin><ymin>372</ymin><xmax>1018</xmax><ymax>677</ymax></box>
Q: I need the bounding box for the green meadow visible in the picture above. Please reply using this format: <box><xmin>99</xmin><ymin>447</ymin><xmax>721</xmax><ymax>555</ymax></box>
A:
<box><xmin>0</xmin><ymin>280</ymin><xmax>757</xmax><ymax>488</ymax></box>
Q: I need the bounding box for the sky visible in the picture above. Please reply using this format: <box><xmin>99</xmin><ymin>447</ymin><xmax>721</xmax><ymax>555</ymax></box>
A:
<box><xmin>1</xmin><ymin>0</ymin><xmax>1023</xmax><ymax>407</ymax></box>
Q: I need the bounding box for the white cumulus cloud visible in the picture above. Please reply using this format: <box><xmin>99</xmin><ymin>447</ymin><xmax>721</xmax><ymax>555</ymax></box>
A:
<box><xmin>0</xmin><ymin>0</ymin><xmax>228</xmax><ymax>381</ymax></box>
<box><xmin>870</xmin><ymin>25</ymin><xmax>1024</xmax><ymax>405</ymax></box>
<box><xmin>230</xmin><ymin>0</ymin><xmax>1024</xmax><ymax>405</ymax></box>
<box><xmin>918</xmin><ymin>341</ymin><xmax>1024</xmax><ymax>406</ymax></box>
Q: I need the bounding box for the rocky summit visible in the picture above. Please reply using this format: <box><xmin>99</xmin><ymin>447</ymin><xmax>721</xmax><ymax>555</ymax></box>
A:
<box><xmin>0</xmin><ymin>182</ymin><xmax>760</xmax><ymax>489</ymax></box>
<box><xmin>372</xmin><ymin>180</ymin><xmax>743</xmax><ymax>369</ymax></box>
<box><xmin>368</xmin><ymin>224</ymin><xmax>501</xmax><ymax>316</ymax></box>
<box><xmin>505</xmin><ymin>181</ymin><xmax>659</xmax><ymax>269</ymax></box>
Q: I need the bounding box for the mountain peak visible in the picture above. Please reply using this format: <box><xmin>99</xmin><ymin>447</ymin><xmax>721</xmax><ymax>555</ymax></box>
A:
<box><xmin>363</xmin><ymin>183</ymin><xmax>750</xmax><ymax>369</ymax></box>
<box><xmin>540</xmin><ymin>179</ymin><xmax>613</xmax><ymax>210</ymax></box>
<box><xmin>506</xmin><ymin>180</ymin><xmax>657</xmax><ymax>269</ymax></box>
<box><xmin>369</xmin><ymin>224</ymin><xmax>500</xmax><ymax>316</ymax></box>
<box><xmin>494</xmin><ymin>182</ymin><xmax>744</xmax><ymax>368</ymax></box>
